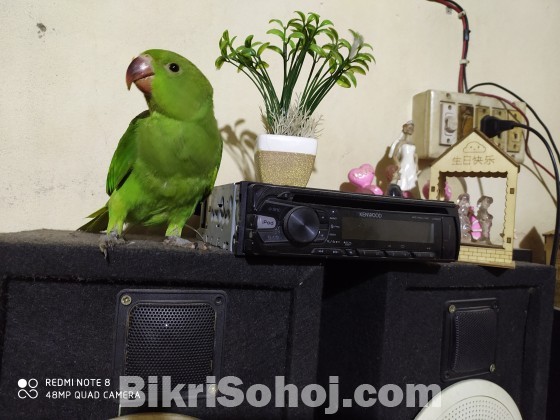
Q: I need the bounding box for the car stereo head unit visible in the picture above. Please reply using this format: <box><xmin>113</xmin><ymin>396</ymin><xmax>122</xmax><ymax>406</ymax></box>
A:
<box><xmin>199</xmin><ymin>182</ymin><xmax>460</xmax><ymax>262</ymax></box>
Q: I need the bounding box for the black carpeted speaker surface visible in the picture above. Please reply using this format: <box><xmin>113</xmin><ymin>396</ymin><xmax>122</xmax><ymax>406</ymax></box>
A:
<box><xmin>0</xmin><ymin>230</ymin><xmax>556</xmax><ymax>420</ymax></box>
<box><xmin>0</xmin><ymin>230</ymin><xmax>323</xmax><ymax>419</ymax></box>
<box><xmin>318</xmin><ymin>259</ymin><xmax>555</xmax><ymax>420</ymax></box>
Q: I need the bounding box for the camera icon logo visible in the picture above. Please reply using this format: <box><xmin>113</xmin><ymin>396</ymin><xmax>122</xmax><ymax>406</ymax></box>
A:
<box><xmin>18</xmin><ymin>378</ymin><xmax>39</xmax><ymax>399</ymax></box>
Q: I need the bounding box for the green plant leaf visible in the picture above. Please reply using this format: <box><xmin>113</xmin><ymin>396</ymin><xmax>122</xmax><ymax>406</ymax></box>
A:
<box><xmin>267</xmin><ymin>45</ymin><xmax>283</xmax><ymax>55</ymax></box>
<box><xmin>215</xmin><ymin>56</ymin><xmax>226</xmax><ymax>69</ymax></box>
<box><xmin>288</xmin><ymin>22</ymin><xmax>304</xmax><ymax>32</ymax></box>
<box><xmin>345</xmin><ymin>70</ymin><xmax>357</xmax><ymax>87</ymax></box>
<box><xmin>336</xmin><ymin>75</ymin><xmax>352</xmax><ymax>88</ymax></box>
<box><xmin>309</xmin><ymin>43</ymin><xmax>327</xmax><ymax>58</ymax></box>
<box><xmin>355</xmin><ymin>52</ymin><xmax>374</xmax><ymax>62</ymax></box>
<box><xmin>329</xmin><ymin>28</ymin><xmax>339</xmax><ymax>42</ymax></box>
<box><xmin>349</xmin><ymin>65</ymin><xmax>366</xmax><ymax>75</ymax></box>
<box><xmin>266</xmin><ymin>28</ymin><xmax>285</xmax><ymax>41</ymax></box>
<box><xmin>257</xmin><ymin>42</ymin><xmax>270</xmax><ymax>56</ymax></box>
<box><xmin>295</xmin><ymin>10</ymin><xmax>306</xmax><ymax>23</ymax></box>
<box><xmin>289</xmin><ymin>31</ymin><xmax>305</xmax><ymax>40</ymax></box>
<box><xmin>244</xmin><ymin>35</ymin><xmax>254</xmax><ymax>47</ymax></box>
<box><xmin>236</xmin><ymin>46</ymin><xmax>256</xmax><ymax>57</ymax></box>
<box><xmin>269</xmin><ymin>18</ymin><xmax>285</xmax><ymax>28</ymax></box>
<box><xmin>319</xmin><ymin>19</ymin><xmax>334</xmax><ymax>27</ymax></box>
<box><xmin>308</xmin><ymin>12</ymin><xmax>320</xmax><ymax>24</ymax></box>
<box><xmin>324</xmin><ymin>30</ymin><xmax>337</xmax><ymax>43</ymax></box>
<box><xmin>256</xmin><ymin>61</ymin><xmax>270</xmax><ymax>70</ymax></box>
<box><xmin>219</xmin><ymin>38</ymin><xmax>229</xmax><ymax>55</ymax></box>
<box><xmin>322</xmin><ymin>43</ymin><xmax>335</xmax><ymax>54</ymax></box>
<box><xmin>327</xmin><ymin>58</ymin><xmax>338</xmax><ymax>73</ymax></box>
<box><xmin>316</xmin><ymin>27</ymin><xmax>332</xmax><ymax>36</ymax></box>
<box><xmin>340</xmin><ymin>39</ymin><xmax>352</xmax><ymax>51</ymax></box>
<box><xmin>353</xmin><ymin>59</ymin><xmax>370</xmax><ymax>70</ymax></box>
<box><xmin>331</xmin><ymin>50</ymin><xmax>344</xmax><ymax>65</ymax></box>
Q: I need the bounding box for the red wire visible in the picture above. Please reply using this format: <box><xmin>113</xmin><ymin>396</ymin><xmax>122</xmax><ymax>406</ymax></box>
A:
<box><xmin>429</xmin><ymin>0</ymin><xmax>468</xmax><ymax>92</ymax></box>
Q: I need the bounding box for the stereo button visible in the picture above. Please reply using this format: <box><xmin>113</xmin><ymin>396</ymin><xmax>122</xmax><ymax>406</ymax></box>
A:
<box><xmin>314</xmin><ymin>229</ymin><xmax>329</xmax><ymax>242</ymax></box>
<box><xmin>260</xmin><ymin>203</ymin><xmax>291</xmax><ymax>216</ymax></box>
<box><xmin>256</xmin><ymin>215</ymin><xmax>277</xmax><ymax>229</ymax></box>
<box><xmin>316</xmin><ymin>210</ymin><xmax>329</xmax><ymax>224</ymax></box>
<box><xmin>311</xmin><ymin>248</ymin><xmax>344</xmax><ymax>256</ymax></box>
<box><xmin>258</xmin><ymin>230</ymin><xmax>288</xmax><ymax>243</ymax></box>
<box><xmin>412</xmin><ymin>251</ymin><xmax>436</xmax><ymax>258</ymax></box>
<box><xmin>357</xmin><ymin>249</ymin><xmax>386</xmax><ymax>257</ymax></box>
<box><xmin>385</xmin><ymin>250</ymin><xmax>412</xmax><ymax>258</ymax></box>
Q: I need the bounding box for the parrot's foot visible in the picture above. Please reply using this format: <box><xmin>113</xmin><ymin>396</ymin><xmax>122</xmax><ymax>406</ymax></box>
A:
<box><xmin>164</xmin><ymin>235</ymin><xmax>196</xmax><ymax>249</ymax></box>
<box><xmin>99</xmin><ymin>231</ymin><xmax>125</xmax><ymax>259</ymax></box>
<box><xmin>163</xmin><ymin>236</ymin><xmax>207</xmax><ymax>250</ymax></box>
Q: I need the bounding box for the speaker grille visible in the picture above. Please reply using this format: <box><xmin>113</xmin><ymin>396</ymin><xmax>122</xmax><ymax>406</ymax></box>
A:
<box><xmin>452</xmin><ymin>308</ymin><xmax>496</xmax><ymax>372</ymax></box>
<box><xmin>442</xmin><ymin>299</ymin><xmax>498</xmax><ymax>381</ymax></box>
<box><xmin>124</xmin><ymin>302</ymin><xmax>216</xmax><ymax>387</ymax></box>
<box><xmin>441</xmin><ymin>396</ymin><xmax>517</xmax><ymax>420</ymax></box>
<box><xmin>414</xmin><ymin>379</ymin><xmax>522</xmax><ymax>420</ymax></box>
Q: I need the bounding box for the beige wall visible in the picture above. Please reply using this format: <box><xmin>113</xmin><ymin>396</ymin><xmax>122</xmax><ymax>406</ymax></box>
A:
<box><xmin>1</xmin><ymin>0</ymin><xmax>558</xmax><ymax>259</ymax></box>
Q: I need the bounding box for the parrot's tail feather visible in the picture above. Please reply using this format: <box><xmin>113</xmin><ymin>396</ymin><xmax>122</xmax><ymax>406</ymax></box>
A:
<box><xmin>78</xmin><ymin>207</ymin><xmax>109</xmax><ymax>233</ymax></box>
<box><xmin>86</xmin><ymin>207</ymin><xmax>108</xmax><ymax>219</ymax></box>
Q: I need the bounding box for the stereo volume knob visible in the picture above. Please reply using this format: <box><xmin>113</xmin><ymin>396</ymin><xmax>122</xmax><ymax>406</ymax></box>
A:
<box><xmin>283</xmin><ymin>207</ymin><xmax>321</xmax><ymax>244</ymax></box>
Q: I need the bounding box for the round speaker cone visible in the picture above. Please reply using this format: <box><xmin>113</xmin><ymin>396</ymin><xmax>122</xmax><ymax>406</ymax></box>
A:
<box><xmin>414</xmin><ymin>379</ymin><xmax>522</xmax><ymax>420</ymax></box>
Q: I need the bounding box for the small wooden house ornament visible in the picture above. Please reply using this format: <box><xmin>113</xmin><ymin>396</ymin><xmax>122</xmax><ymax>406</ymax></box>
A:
<box><xmin>428</xmin><ymin>129</ymin><xmax>520</xmax><ymax>268</ymax></box>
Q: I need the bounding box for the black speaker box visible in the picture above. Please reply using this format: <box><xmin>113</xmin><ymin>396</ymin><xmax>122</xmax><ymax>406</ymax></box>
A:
<box><xmin>547</xmin><ymin>309</ymin><xmax>560</xmax><ymax>420</ymax></box>
<box><xmin>318</xmin><ymin>260</ymin><xmax>555</xmax><ymax>419</ymax></box>
<box><xmin>0</xmin><ymin>230</ymin><xmax>324</xmax><ymax>419</ymax></box>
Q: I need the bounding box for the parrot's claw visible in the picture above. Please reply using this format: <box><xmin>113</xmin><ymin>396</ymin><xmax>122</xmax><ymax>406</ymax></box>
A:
<box><xmin>163</xmin><ymin>236</ymin><xmax>210</xmax><ymax>250</ymax></box>
<box><xmin>164</xmin><ymin>236</ymin><xmax>197</xmax><ymax>249</ymax></box>
<box><xmin>99</xmin><ymin>231</ymin><xmax>125</xmax><ymax>259</ymax></box>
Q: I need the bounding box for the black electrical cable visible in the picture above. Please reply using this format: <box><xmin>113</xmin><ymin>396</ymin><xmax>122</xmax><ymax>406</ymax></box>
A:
<box><xmin>480</xmin><ymin>116</ymin><xmax>560</xmax><ymax>266</ymax></box>
<box><xmin>471</xmin><ymin>84</ymin><xmax>560</xmax><ymax>257</ymax></box>
<box><xmin>522</xmin><ymin>125</ymin><xmax>560</xmax><ymax>266</ymax></box>
<box><xmin>468</xmin><ymin>82</ymin><xmax>560</xmax><ymax>164</ymax></box>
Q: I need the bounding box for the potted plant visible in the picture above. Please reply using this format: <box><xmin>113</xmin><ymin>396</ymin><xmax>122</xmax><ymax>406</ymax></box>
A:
<box><xmin>216</xmin><ymin>11</ymin><xmax>374</xmax><ymax>187</ymax></box>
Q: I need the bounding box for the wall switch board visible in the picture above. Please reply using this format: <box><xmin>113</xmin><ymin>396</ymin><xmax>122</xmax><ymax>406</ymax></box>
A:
<box><xmin>411</xmin><ymin>90</ymin><xmax>526</xmax><ymax>162</ymax></box>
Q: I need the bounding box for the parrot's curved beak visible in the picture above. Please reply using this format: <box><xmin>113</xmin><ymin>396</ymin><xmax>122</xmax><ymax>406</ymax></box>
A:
<box><xmin>126</xmin><ymin>55</ymin><xmax>154</xmax><ymax>94</ymax></box>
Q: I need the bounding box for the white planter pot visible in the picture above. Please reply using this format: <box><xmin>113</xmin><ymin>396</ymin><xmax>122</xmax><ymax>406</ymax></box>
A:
<box><xmin>255</xmin><ymin>134</ymin><xmax>317</xmax><ymax>187</ymax></box>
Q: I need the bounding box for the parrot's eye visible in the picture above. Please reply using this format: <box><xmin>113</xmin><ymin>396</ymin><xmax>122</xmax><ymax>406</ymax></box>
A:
<box><xmin>168</xmin><ymin>63</ymin><xmax>181</xmax><ymax>73</ymax></box>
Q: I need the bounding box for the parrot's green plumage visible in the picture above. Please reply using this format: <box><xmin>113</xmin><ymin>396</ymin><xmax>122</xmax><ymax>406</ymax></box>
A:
<box><xmin>80</xmin><ymin>49</ymin><xmax>222</xmax><ymax>249</ymax></box>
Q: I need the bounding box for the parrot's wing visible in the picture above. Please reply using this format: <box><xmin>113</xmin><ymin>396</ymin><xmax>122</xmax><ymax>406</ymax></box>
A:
<box><xmin>106</xmin><ymin>111</ymin><xmax>149</xmax><ymax>195</ymax></box>
<box><xmin>203</xmin><ymin>161</ymin><xmax>221</xmax><ymax>200</ymax></box>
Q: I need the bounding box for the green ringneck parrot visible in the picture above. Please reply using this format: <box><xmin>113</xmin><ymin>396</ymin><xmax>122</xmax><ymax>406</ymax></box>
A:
<box><xmin>79</xmin><ymin>49</ymin><xmax>222</xmax><ymax>252</ymax></box>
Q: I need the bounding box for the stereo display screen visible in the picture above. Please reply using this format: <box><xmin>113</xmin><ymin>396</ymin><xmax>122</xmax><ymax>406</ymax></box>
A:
<box><xmin>342</xmin><ymin>217</ymin><xmax>435</xmax><ymax>243</ymax></box>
